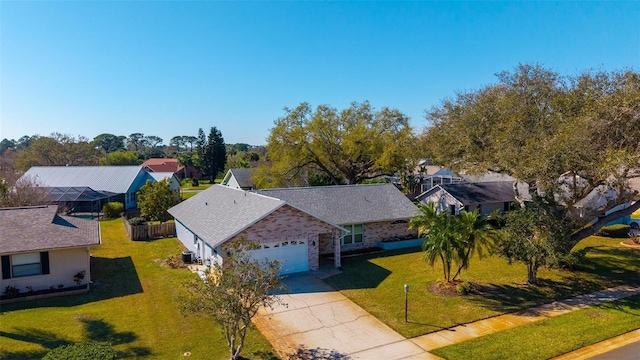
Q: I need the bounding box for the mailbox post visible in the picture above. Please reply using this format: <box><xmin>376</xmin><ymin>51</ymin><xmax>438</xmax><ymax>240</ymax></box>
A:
<box><xmin>404</xmin><ymin>284</ymin><xmax>409</xmax><ymax>323</ymax></box>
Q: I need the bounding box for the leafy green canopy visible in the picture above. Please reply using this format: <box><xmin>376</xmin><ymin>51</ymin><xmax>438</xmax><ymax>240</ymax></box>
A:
<box><xmin>180</xmin><ymin>238</ymin><xmax>285</xmax><ymax>360</ymax></box>
<box><xmin>497</xmin><ymin>198</ymin><xmax>573</xmax><ymax>284</ymax></box>
<box><xmin>260</xmin><ymin>101</ymin><xmax>416</xmax><ymax>187</ymax></box>
<box><xmin>137</xmin><ymin>179</ymin><xmax>179</xmax><ymax>222</ymax></box>
<box><xmin>422</xmin><ymin>64</ymin><xmax>640</xmax><ymax>243</ymax></box>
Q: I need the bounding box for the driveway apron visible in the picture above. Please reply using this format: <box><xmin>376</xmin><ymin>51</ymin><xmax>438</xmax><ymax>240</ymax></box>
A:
<box><xmin>253</xmin><ymin>273</ymin><xmax>437</xmax><ymax>359</ymax></box>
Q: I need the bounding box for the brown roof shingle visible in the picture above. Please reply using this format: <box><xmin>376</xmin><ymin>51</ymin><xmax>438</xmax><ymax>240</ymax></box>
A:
<box><xmin>0</xmin><ymin>206</ymin><xmax>100</xmax><ymax>254</ymax></box>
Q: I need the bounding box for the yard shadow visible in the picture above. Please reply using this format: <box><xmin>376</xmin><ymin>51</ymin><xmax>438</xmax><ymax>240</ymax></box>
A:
<box><xmin>468</xmin><ymin>245</ymin><xmax>640</xmax><ymax>313</ymax></box>
<box><xmin>0</xmin><ymin>256</ymin><xmax>143</xmax><ymax>312</ymax></box>
<box><xmin>0</xmin><ymin>349</ymin><xmax>49</xmax><ymax>360</ymax></box>
<box><xmin>571</xmin><ymin>246</ymin><xmax>640</xmax><ymax>284</ymax></box>
<box><xmin>322</xmin><ymin>260</ymin><xmax>391</xmax><ymax>291</ymax></box>
<box><xmin>0</xmin><ymin>318</ymin><xmax>151</xmax><ymax>359</ymax></box>
<box><xmin>323</xmin><ymin>248</ymin><xmax>421</xmax><ymax>291</ymax></box>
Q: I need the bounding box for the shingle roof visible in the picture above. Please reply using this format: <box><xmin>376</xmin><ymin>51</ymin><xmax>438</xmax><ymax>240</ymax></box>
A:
<box><xmin>255</xmin><ymin>184</ymin><xmax>418</xmax><ymax>225</ymax></box>
<box><xmin>0</xmin><ymin>205</ymin><xmax>100</xmax><ymax>254</ymax></box>
<box><xmin>418</xmin><ymin>182</ymin><xmax>516</xmax><ymax>205</ymax></box>
<box><xmin>229</xmin><ymin>168</ymin><xmax>254</xmax><ymax>189</ymax></box>
<box><xmin>141</xmin><ymin>158</ymin><xmax>182</xmax><ymax>173</ymax></box>
<box><xmin>168</xmin><ymin>185</ymin><xmax>287</xmax><ymax>248</ymax></box>
<box><xmin>22</xmin><ymin>166</ymin><xmax>144</xmax><ymax>194</ymax></box>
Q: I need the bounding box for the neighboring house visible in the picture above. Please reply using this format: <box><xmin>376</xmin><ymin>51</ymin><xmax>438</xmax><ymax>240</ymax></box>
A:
<box><xmin>221</xmin><ymin>168</ymin><xmax>255</xmax><ymax>190</ymax></box>
<box><xmin>255</xmin><ymin>184</ymin><xmax>419</xmax><ymax>256</ymax></box>
<box><xmin>145</xmin><ymin>172</ymin><xmax>182</xmax><ymax>193</ymax></box>
<box><xmin>141</xmin><ymin>158</ymin><xmax>201</xmax><ymax>179</ymax></box>
<box><xmin>21</xmin><ymin>166</ymin><xmax>153</xmax><ymax>210</ymax></box>
<box><xmin>0</xmin><ymin>205</ymin><xmax>100</xmax><ymax>298</ymax></box>
<box><xmin>168</xmin><ymin>183</ymin><xmax>418</xmax><ymax>275</ymax></box>
<box><xmin>417</xmin><ymin>181</ymin><xmax>522</xmax><ymax>216</ymax></box>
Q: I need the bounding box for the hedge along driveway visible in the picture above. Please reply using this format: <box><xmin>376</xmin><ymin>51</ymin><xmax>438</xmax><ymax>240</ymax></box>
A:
<box><xmin>0</xmin><ymin>219</ymin><xmax>276</xmax><ymax>360</ymax></box>
<box><xmin>324</xmin><ymin>236</ymin><xmax>640</xmax><ymax>338</ymax></box>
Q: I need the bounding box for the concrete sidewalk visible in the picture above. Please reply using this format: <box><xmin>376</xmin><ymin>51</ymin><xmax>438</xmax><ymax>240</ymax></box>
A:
<box><xmin>410</xmin><ymin>284</ymin><xmax>640</xmax><ymax>351</ymax></box>
<box><xmin>254</xmin><ymin>273</ymin><xmax>640</xmax><ymax>359</ymax></box>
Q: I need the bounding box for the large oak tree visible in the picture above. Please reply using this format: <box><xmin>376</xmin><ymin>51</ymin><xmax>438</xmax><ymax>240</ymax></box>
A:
<box><xmin>261</xmin><ymin>101</ymin><xmax>416</xmax><ymax>187</ymax></box>
<box><xmin>421</xmin><ymin>64</ymin><xmax>640</xmax><ymax>246</ymax></box>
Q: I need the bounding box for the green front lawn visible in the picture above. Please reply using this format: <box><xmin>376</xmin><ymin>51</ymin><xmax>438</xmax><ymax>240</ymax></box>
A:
<box><xmin>180</xmin><ymin>179</ymin><xmax>215</xmax><ymax>190</ymax></box>
<box><xmin>432</xmin><ymin>294</ymin><xmax>640</xmax><ymax>360</ymax></box>
<box><xmin>0</xmin><ymin>219</ymin><xmax>276</xmax><ymax>360</ymax></box>
<box><xmin>325</xmin><ymin>236</ymin><xmax>640</xmax><ymax>338</ymax></box>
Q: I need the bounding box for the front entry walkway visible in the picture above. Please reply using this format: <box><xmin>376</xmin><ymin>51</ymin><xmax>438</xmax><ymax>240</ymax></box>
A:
<box><xmin>252</xmin><ymin>273</ymin><xmax>439</xmax><ymax>359</ymax></box>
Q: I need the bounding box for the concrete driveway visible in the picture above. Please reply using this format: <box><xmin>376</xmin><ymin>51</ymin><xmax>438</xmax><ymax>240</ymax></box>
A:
<box><xmin>253</xmin><ymin>273</ymin><xmax>438</xmax><ymax>359</ymax></box>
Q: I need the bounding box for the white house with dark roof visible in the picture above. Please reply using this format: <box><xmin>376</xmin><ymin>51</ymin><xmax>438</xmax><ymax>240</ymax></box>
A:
<box><xmin>0</xmin><ymin>206</ymin><xmax>100</xmax><ymax>300</ymax></box>
<box><xmin>416</xmin><ymin>181</ymin><xmax>523</xmax><ymax>216</ymax></box>
<box><xmin>221</xmin><ymin>168</ymin><xmax>255</xmax><ymax>190</ymax></box>
<box><xmin>169</xmin><ymin>183</ymin><xmax>418</xmax><ymax>275</ymax></box>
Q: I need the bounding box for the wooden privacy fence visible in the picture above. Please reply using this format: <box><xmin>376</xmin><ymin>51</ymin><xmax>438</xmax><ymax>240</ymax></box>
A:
<box><xmin>122</xmin><ymin>216</ymin><xmax>176</xmax><ymax>240</ymax></box>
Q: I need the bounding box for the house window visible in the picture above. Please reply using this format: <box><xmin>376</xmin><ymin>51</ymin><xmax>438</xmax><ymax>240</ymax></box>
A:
<box><xmin>2</xmin><ymin>252</ymin><xmax>50</xmax><ymax>279</ymax></box>
<box><xmin>341</xmin><ymin>224</ymin><xmax>363</xmax><ymax>245</ymax></box>
<box><xmin>449</xmin><ymin>205</ymin><xmax>456</xmax><ymax>214</ymax></box>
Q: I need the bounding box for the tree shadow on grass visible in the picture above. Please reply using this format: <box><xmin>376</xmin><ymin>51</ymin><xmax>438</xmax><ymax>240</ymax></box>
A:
<box><xmin>468</xmin><ymin>245</ymin><xmax>640</xmax><ymax>313</ymax></box>
<box><xmin>0</xmin><ymin>256</ymin><xmax>143</xmax><ymax>312</ymax></box>
<box><xmin>0</xmin><ymin>318</ymin><xmax>151</xmax><ymax>359</ymax></box>
<box><xmin>0</xmin><ymin>349</ymin><xmax>49</xmax><ymax>360</ymax></box>
<box><xmin>571</xmin><ymin>246</ymin><xmax>640</xmax><ymax>284</ymax></box>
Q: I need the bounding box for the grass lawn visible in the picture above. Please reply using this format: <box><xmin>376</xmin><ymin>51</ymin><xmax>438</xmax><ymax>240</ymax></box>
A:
<box><xmin>181</xmin><ymin>191</ymin><xmax>199</xmax><ymax>199</ymax></box>
<box><xmin>432</xmin><ymin>294</ymin><xmax>640</xmax><ymax>360</ymax></box>
<box><xmin>325</xmin><ymin>236</ymin><xmax>640</xmax><ymax>338</ymax></box>
<box><xmin>180</xmin><ymin>179</ymin><xmax>215</xmax><ymax>191</ymax></box>
<box><xmin>0</xmin><ymin>219</ymin><xmax>276</xmax><ymax>360</ymax></box>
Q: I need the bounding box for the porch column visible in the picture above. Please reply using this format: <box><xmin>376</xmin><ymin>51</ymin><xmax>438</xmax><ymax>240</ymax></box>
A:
<box><xmin>333</xmin><ymin>231</ymin><xmax>341</xmax><ymax>268</ymax></box>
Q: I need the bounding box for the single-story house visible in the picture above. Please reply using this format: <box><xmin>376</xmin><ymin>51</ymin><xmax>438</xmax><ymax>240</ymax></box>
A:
<box><xmin>416</xmin><ymin>181</ymin><xmax>522</xmax><ymax>216</ymax></box>
<box><xmin>168</xmin><ymin>183</ymin><xmax>418</xmax><ymax>274</ymax></box>
<box><xmin>141</xmin><ymin>158</ymin><xmax>202</xmax><ymax>179</ymax></box>
<box><xmin>20</xmin><ymin>166</ymin><xmax>167</xmax><ymax>210</ymax></box>
<box><xmin>255</xmin><ymin>184</ymin><xmax>419</xmax><ymax>255</ymax></box>
<box><xmin>0</xmin><ymin>205</ymin><xmax>101</xmax><ymax>299</ymax></box>
<box><xmin>221</xmin><ymin>168</ymin><xmax>255</xmax><ymax>190</ymax></box>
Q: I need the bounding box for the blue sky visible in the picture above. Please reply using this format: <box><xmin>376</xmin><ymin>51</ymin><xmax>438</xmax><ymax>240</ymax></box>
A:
<box><xmin>1</xmin><ymin>1</ymin><xmax>638</xmax><ymax>146</ymax></box>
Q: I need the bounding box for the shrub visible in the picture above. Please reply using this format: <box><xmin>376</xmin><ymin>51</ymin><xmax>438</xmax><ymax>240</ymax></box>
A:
<box><xmin>456</xmin><ymin>281</ymin><xmax>477</xmax><ymax>295</ymax></box>
<box><xmin>597</xmin><ymin>224</ymin><xmax>631</xmax><ymax>238</ymax></box>
<box><xmin>192</xmin><ymin>178</ymin><xmax>199</xmax><ymax>187</ymax></box>
<box><xmin>3</xmin><ymin>285</ymin><xmax>20</xmax><ymax>298</ymax></box>
<box><xmin>128</xmin><ymin>217</ymin><xmax>147</xmax><ymax>225</ymax></box>
<box><xmin>73</xmin><ymin>270</ymin><xmax>86</xmax><ymax>286</ymax></box>
<box><xmin>43</xmin><ymin>342</ymin><xmax>117</xmax><ymax>360</ymax></box>
<box><xmin>102</xmin><ymin>202</ymin><xmax>124</xmax><ymax>219</ymax></box>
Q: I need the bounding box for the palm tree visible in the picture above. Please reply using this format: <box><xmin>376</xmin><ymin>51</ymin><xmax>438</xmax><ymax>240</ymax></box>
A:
<box><xmin>409</xmin><ymin>203</ymin><xmax>496</xmax><ymax>283</ymax></box>
<box><xmin>450</xmin><ymin>209</ymin><xmax>496</xmax><ymax>280</ymax></box>
<box><xmin>410</xmin><ymin>202</ymin><xmax>466</xmax><ymax>283</ymax></box>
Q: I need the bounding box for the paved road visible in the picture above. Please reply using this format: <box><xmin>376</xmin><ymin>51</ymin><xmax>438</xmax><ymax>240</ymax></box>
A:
<box><xmin>589</xmin><ymin>340</ymin><xmax>640</xmax><ymax>360</ymax></box>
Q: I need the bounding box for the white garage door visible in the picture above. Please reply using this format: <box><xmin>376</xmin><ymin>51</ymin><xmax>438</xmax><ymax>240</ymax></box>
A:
<box><xmin>249</xmin><ymin>239</ymin><xmax>309</xmax><ymax>275</ymax></box>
